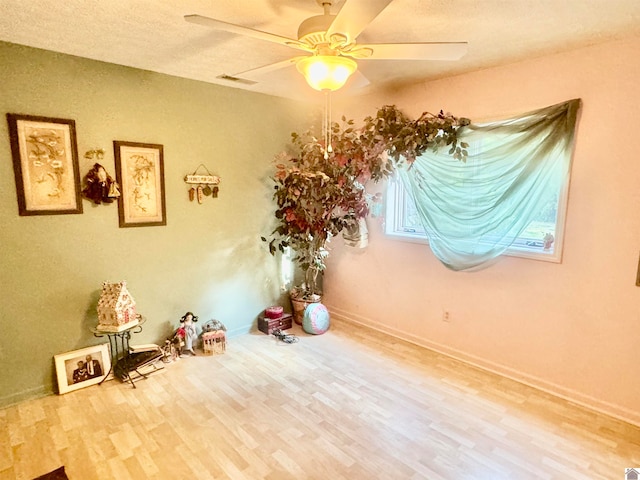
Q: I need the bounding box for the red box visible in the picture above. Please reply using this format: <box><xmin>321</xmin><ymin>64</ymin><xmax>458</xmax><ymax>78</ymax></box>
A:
<box><xmin>258</xmin><ymin>313</ymin><xmax>292</xmax><ymax>335</ymax></box>
<box><xmin>265</xmin><ymin>306</ymin><xmax>284</xmax><ymax>319</ymax></box>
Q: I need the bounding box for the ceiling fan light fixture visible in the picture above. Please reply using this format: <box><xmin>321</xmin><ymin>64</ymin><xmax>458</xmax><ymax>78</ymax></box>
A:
<box><xmin>297</xmin><ymin>55</ymin><xmax>357</xmax><ymax>91</ymax></box>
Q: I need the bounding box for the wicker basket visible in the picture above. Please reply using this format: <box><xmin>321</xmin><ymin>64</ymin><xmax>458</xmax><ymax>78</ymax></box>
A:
<box><xmin>290</xmin><ymin>296</ymin><xmax>321</xmax><ymax>325</ymax></box>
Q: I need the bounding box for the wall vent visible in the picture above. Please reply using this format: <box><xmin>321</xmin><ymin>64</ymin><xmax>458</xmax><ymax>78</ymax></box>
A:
<box><xmin>216</xmin><ymin>74</ymin><xmax>257</xmax><ymax>85</ymax></box>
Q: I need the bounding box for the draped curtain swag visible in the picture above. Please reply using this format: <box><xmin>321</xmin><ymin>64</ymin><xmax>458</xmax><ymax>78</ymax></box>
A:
<box><xmin>398</xmin><ymin>99</ymin><xmax>582</xmax><ymax>271</ymax></box>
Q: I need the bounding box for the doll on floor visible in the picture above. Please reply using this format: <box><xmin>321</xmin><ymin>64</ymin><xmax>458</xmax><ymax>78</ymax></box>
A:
<box><xmin>177</xmin><ymin>311</ymin><xmax>199</xmax><ymax>356</ymax></box>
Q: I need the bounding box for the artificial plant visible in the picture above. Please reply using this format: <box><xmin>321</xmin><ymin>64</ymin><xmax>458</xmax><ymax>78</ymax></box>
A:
<box><xmin>262</xmin><ymin>105</ymin><xmax>470</xmax><ymax>298</ymax></box>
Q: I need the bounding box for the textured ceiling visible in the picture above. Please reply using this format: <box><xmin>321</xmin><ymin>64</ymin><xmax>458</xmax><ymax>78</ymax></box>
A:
<box><xmin>1</xmin><ymin>0</ymin><xmax>639</xmax><ymax>102</ymax></box>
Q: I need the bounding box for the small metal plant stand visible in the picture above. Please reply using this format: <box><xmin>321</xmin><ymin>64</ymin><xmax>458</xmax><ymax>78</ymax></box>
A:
<box><xmin>91</xmin><ymin>317</ymin><xmax>163</xmax><ymax>388</ymax></box>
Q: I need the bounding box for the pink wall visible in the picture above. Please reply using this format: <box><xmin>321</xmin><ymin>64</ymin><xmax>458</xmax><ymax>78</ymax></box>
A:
<box><xmin>326</xmin><ymin>35</ymin><xmax>640</xmax><ymax>425</ymax></box>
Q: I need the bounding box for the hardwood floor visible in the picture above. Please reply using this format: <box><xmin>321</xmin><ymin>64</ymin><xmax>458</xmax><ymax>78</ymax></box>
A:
<box><xmin>1</xmin><ymin>320</ymin><xmax>638</xmax><ymax>480</ymax></box>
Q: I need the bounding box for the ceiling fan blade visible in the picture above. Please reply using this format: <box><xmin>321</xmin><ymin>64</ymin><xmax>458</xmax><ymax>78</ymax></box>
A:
<box><xmin>184</xmin><ymin>14</ymin><xmax>309</xmax><ymax>52</ymax></box>
<box><xmin>359</xmin><ymin>42</ymin><xmax>468</xmax><ymax>61</ymax></box>
<box><xmin>233</xmin><ymin>57</ymin><xmax>306</xmax><ymax>80</ymax></box>
<box><xmin>327</xmin><ymin>0</ymin><xmax>393</xmax><ymax>43</ymax></box>
<box><xmin>349</xmin><ymin>69</ymin><xmax>370</xmax><ymax>89</ymax></box>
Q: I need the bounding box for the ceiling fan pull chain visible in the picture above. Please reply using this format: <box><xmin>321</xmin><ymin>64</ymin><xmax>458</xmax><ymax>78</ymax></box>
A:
<box><xmin>328</xmin><ymin>91</ymin><xmax>333</xmax><ymax>155</ymax></box>
<box><xmin>323</xmin><ymin>90</ymin><xmax>329</xmax><ymax>159</ymax></box>
<box><xmin>323</xmin><ymin>90</ymin><xmax>333</xmax><ymax>160</ymax></box>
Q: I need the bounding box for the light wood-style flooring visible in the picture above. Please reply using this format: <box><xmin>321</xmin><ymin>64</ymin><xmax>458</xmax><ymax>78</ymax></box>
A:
<box><xmin>1</xmin><ymin>320</ymin><xmax>639</xmax><ymax>479</ymax></box>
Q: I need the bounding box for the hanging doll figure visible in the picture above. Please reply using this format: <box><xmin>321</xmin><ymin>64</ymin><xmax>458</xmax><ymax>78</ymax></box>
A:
<box><xmin>179</xmin><ymin>311</ymin><xmax>199</xmax><ymax>356</ymax></box>
<box><xmin>82</xmin><ymin>163</ymin><xmax>121</xmax><ymax>204</ymax></box>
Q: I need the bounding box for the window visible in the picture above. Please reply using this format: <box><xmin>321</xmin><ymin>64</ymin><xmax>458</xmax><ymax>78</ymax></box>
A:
<box><xmin>385</xmin><ymin>172</ymin><xmax>570</xmax><ymax>263</ymax></box>
<box><xmin>383</xmin><ymin>100</ymin><xmax>579</xmax><ymax>270</ymax></box>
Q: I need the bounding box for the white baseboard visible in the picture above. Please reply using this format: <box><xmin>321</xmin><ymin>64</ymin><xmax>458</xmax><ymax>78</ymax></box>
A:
<box><xmin>227</xmin><ymin>324</ymin><xmax>254</xmax><ymax>337</ymax></box>
<box><xmin>327</xmin><ymin>304</ymin><xmax>640</xmax><ymax>428</ymax></box>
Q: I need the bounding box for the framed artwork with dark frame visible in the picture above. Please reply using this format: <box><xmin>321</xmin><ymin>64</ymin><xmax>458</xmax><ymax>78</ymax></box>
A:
<box><xmin>6</xmin><ymin>113</ymin><xmax>83</xmax><ymax>216</ymax></box>
<box><xmin>54</xmin><ymin>344</ymin><xmax>111</xmax><ymax>394</ymax></box>
<box><xmin>113</xmin><ymin>141</ymin><xmax>166</xmax><ymax>227</ymax></box>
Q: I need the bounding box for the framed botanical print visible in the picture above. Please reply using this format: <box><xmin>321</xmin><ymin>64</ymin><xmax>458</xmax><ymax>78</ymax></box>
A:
<box><xmin>6</xmin><ymin>114</ymin><xmax>83</xmax><ymax>215</ymax></box>
<box><xmin>113</xmin><ymin>141</ymin><xmax>166</xmax><ymax>227</ymax></box>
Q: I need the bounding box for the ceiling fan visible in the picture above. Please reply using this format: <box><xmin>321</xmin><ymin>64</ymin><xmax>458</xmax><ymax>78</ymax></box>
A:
<box><xmin>184</xmin><ymin>0</ymin><xmax>467</xmax><ymax>93</ymax></box>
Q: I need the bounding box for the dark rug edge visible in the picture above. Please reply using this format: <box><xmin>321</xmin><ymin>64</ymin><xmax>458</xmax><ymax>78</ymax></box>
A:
<box><xmin>32</xmin><ymin>466</ymin><xmax>68</xmax><ymax>480</ymax></box>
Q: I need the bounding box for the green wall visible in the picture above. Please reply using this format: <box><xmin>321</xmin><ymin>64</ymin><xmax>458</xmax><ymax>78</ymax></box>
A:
<box><xmin>0</xmin><ymin>42</ymin><xmax>309</xmax><ymax>406</ymax></box>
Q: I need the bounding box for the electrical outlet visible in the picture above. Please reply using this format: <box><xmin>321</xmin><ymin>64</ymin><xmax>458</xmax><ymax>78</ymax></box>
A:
<box><xmin>442</xmin><ymin>310</ymin><xmax>450</xmax><ymax>322</ymax></box>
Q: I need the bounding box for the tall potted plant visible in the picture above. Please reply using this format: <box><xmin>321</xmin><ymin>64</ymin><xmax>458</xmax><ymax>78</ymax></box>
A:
<box><xmin>263</xmin><ymin>105</ymin><xmax>469</xmax><ymax>322</ymax></box>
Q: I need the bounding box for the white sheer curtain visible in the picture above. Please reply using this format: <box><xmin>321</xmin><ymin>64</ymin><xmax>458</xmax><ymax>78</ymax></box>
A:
<box><xmin>398</xmin><ymin>99</ymin><xmax>582</xmax><ymax>271</ymax></box>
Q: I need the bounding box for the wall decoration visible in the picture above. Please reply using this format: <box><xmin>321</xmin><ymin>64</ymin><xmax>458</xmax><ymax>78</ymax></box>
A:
<box><xmin>54</xmin><ymin>344</ymin><xmax>111</xmax><ymax>394</ymax></box>
<box><xmin>114</xmin><ymin>141</ymin><xmax>166</xmax><ymax>227</ymax></box>
<box><xmin>184</xmin><ymin>164</ymin><xmax>220</xmax><ymax>204</ymax></box>
<box><xmin>82</xmin><ymin>162</ymin><xmax>121</xmax><ymax>205</ymax></box>
<box><xmin>6</xmin><ymin>113</ymin><xmax>83</xmax><ymax>216</ymax></box>
<box><xmin>84</xmin><ymin>148</ymin><xmax>105</xmax><ymax>161</ymax></box>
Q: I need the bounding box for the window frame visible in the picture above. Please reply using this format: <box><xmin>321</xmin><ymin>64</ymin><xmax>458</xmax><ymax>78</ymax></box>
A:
<box><xmin>384</xmin><ymin>175</ymin><xmax>571</xmax><ymax>263</ymax></box>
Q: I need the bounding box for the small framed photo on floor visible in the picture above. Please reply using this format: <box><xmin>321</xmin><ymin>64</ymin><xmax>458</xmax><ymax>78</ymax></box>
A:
<box><xmin>54</xmin><ymin>344</ymin><xmax>110</xmax><ymax>394</ymax></box>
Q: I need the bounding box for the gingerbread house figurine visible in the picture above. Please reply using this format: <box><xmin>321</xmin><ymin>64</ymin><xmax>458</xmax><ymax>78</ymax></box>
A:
<box><xmin>96</xmin><ymin>281</ymin><xmax>139</xmax><ymax>332</ymax></box>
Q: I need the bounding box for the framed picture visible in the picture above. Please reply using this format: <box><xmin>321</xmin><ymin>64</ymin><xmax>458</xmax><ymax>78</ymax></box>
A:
<box><xmin>54</xmin><ymin>344</ymin><xmax>111</xmax><ymax>394</ymax></box>
<box><xmin>114</xmin><ymin>141</ymin><xmax>166</xmax><ymax>227</ymax></box>
<box><xmin>6</xmin><ymin>113</ymin><xmax>83</xmax><ymax>216</ymax></box>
